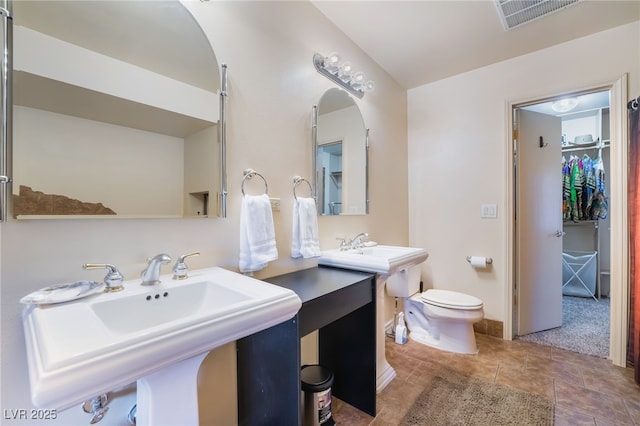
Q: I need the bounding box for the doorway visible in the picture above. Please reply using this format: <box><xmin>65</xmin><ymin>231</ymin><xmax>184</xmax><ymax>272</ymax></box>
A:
<box><xmin>317</xmin><ymin>140</ymin><xmax>343</xmax><ymax>215</ymax></box>
<box><xmin>511</xmin><ymin>88</ymin><xmax>615</xmax><ymax>358</ymax></box>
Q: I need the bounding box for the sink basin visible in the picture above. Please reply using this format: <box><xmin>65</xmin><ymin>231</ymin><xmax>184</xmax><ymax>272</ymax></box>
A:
<box><xmin>22</xmin><ymin>267</ymin><xmax>301</xmax><ymax>413</ymax></box>
<box><xmin>318</xmin><ymin>245</ymin><xmax>429</xmax><ymax>275</ymax></box>
<box><xmin>91</xmin><ymin>280</ymin><xmax>249</xmax><ymax>335</ymax></box>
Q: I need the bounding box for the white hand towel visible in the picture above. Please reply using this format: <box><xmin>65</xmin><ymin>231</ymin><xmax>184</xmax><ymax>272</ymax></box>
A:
<box><xmin>239</xmin><ymin>194</ymin><xmax>278</xmax><ymax>273</ymax></box>
<box><xmin>291</xmin><ymin>197</ymin><xmax>321</xmax><ymax>258</ymax></box>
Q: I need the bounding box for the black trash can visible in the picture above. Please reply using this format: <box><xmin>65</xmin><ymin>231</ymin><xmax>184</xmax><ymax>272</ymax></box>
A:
<box><xmin>301</xmin><ymin>365</ymin><xmax>335</xmax><ymax>426</ymax></box>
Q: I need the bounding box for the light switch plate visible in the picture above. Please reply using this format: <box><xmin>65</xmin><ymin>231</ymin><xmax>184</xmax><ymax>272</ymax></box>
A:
<box><xmin>270</xmin><ymin>197</ymin><xmax>281</xmax><ymax>212</ymax></box>
<box><xmin>481</xmin><ymin>204</ymin><xmax>497</xmax><ymax>218</ymax></box>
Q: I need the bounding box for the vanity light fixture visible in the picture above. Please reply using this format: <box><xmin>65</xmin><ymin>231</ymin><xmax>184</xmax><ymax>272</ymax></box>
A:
<box><xmin>551</xmin><ymin>97</ymin><xmax>579</xmax><ymax>113</ymax></box>
<box><xmin>313</xmin><ymin>52</ymin><xmax>375</xmax><ymax>99</ymax></box>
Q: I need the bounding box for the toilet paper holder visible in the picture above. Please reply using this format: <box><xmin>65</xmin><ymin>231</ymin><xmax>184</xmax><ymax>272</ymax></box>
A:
<box><xmin>466</xmin><ymin>256</ymin><xmax>493</xmax><ymax>265</ymax></box>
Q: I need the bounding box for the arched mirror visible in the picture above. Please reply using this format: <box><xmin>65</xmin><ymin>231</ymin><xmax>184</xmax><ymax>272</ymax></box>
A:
<box><xmin>313</xmin><ymin>88</ymin><xmax>368</xmax><ymax>215</ymax></box>
<box><xmin>11</xmin><ymin>0</ymin><xmax>223</xmax><ymax>218</ymax></box>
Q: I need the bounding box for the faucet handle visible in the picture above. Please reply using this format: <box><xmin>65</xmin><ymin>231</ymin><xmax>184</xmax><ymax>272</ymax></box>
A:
<box><xmin>83</xmin><ymin>263</ymin><xmax>125</xmax><ymax>293</ymax></box>
<box><xmin>336</xmin><ymin>237</ymin><xmax>350</xmax><ymax>251</ymax></box>
<box><xmin>172</xmin><ymin>251</ymin><xmax>200</xmax><ymax>280</ymax></box>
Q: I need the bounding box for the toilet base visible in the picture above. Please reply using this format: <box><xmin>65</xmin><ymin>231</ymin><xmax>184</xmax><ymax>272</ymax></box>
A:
<box><xmin>404</xmin><ymin>298</ymin><xmax>482</xmax><ymax>355</ymax></box>
<box><xmin>408</xmin><ymin>327</ymin><xmax>479</xmax><ymax>355</ymax></box>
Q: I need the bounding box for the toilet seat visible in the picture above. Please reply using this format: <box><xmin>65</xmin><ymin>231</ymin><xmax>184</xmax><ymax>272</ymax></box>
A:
<box><xmin>420</xmin><ymin>289</ymin><xmax>483</xmax><ymax>310</ymax></box>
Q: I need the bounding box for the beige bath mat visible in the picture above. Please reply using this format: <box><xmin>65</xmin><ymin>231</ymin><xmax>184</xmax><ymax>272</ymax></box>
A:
<box><xmin>401</xmin><ymin>368</ymin><xmax>554</xmax><ymax>425</ymax></box>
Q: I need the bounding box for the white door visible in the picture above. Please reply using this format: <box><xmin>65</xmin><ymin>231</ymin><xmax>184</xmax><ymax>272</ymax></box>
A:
<box><xmin>516</xmin><ymin>109</ymin><xmax>563</xmax><ymax>335</ymax></box>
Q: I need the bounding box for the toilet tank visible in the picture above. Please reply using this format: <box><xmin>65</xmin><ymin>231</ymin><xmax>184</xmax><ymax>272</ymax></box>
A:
<box><xmin>385</xmin><ymin>265</ymin><xmax>422</xmax><ymax>297</ymax></box>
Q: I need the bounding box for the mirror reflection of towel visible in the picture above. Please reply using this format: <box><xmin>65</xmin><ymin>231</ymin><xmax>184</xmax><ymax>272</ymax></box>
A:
<box><xmin>239</xmin><ymin>194</ymin><xmax>278</xmax><ymax>273</ymax></box>
<box><xmin>291</xmin><ymin>197</ymin><xmax>320</xmax><ymax>258</ymax></box>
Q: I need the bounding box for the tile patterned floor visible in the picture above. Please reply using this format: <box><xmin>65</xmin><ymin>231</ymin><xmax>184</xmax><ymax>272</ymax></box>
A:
<box><xmin>331</xmin><ymin>334</ymin><xmax>640</xmax><ymax>425</ymax></box>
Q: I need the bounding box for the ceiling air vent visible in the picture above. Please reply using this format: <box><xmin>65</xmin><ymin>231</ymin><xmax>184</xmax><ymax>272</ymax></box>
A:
<box><xmin>494</xmin><ymin>0</ymin><xmax>582</xmax><ymax>31</ymax></box>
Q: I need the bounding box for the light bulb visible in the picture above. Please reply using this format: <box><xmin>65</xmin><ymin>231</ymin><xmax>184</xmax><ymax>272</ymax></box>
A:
<box><xmin>551</xmin><ymin>97</ymin><xmax>578</xmax><ymax>113</ymax></box>
<box><xmin>363</xmin><ymin>80</ymin><xmax>376</xmax><ymax>92</ymax></box>
<box><xmin>324</xmin><ymin>52</ymin><xmax>340</xmax><ymax>73</ymax></box>
<box><xmin>352</xmin><ymin>72</ymin><xmax>365</xmax><ymax>84</ymax></box>
<box><xmin>338</xmin><ymin>62</ymin><xmax>353</xmax><ymax>82</ymax></box>
<box><xmin>349</xmin><ymin>72</ymin><xmax>364</xmax><ymax>90</ymax></box>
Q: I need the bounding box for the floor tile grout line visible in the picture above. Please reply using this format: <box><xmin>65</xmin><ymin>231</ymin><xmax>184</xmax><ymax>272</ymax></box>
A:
<box><xmin>375</xmin><ymin>335</ymin><xmax>638</xmax><ymax>426</ymax></box>
<box><xmin>554</xmin><ymin>376</ymin><xmax>635</xmax><ymax>425</ymax></box>
<box><xmin>621</xmin><ymin>399</ymin><xmax>638</xmax><ymax>426</ymax></box>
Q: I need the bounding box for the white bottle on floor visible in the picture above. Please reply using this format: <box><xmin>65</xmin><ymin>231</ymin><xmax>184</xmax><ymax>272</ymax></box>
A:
<box><xmin>395</xmin><ymin>312</ymin><xmax>407</xmax><ymax>344</ymax></box>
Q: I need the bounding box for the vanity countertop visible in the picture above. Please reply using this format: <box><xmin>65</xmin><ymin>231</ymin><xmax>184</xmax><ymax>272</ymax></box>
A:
<box><xmin>264</xmin><ymin>266</ymin><xmax>375</xmax><ymax>336</ymax></box>
<box><xmin>264</xmin><ymin>265</ymin><xmax>374</xmax><ymax>302</ymax></box>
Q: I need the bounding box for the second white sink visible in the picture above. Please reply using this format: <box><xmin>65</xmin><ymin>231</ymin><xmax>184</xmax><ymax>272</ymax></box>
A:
<box><xmin>318</xmin><ymin>245</ymin><xmax>428</xmax><ymax>275</ymax></box>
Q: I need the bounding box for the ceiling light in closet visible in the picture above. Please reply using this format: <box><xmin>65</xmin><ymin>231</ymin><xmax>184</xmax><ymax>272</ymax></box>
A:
<box><xmin>551</xmin><ymin>97</ymin><xmax>579</xmax><ymax>113</ymax></box>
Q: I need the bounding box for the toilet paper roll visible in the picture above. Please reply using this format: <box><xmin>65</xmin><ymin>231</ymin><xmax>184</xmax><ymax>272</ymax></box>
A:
<box><xmin>469</xmin><ymin>256</ymin><xmax>488</xmax><ymax>269</ymax></box>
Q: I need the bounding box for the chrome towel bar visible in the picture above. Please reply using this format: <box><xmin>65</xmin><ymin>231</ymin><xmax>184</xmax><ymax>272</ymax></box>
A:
<box><xmin>241</xmin><ymin>169</ymin><xmax>268</xmax><ymax>196</ymax></box>
<box><xmin>293</xmin><ymin>176</ymin><xmax>313</xmax><ymax>200</ymax></box>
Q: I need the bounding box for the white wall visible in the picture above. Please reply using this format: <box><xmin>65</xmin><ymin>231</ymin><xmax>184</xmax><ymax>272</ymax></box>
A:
<box><xmin>408</xmin><ymin>22</ymin><xmax>640</xmax><ymax>323</ymax></box>
<box><xmin>0</xmin><ymin>1</ymin><xmax>408</xmax><ymax>425</ymax></box>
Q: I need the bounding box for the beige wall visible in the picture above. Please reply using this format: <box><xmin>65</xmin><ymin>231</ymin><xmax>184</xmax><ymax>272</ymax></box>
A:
<box><xmin>408</xmin><ymin>22</ymin><xmax>639</xmax><ymax>323</ymax></box>
<box><xmin>0</xmin><ymin>1</ymin><xmax>408</xmax><ymax>425</ymax></box>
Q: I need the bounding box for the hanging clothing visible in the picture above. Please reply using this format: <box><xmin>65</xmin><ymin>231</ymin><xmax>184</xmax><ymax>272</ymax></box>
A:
<box><xmin>582</xmin><ymin>155</ymin><xmax>596</xmax><ymax>214</ymax></box>
<box><xmin>562</xmin><ymin>152</ymin><xmax>608</xmax><ymax>221</ymax></box>
<box><xmin>562</xmin><ymin>158</ymin><xmax>572</xmax><ymax>219</ymax></box>
<box><xmin>591</xmin><ymin>154</ymin><xmax>608</xmax><ymax>220</ymax></box>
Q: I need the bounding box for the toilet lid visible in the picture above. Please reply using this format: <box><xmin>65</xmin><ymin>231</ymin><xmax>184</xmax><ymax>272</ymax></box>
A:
<box><xmin>420</xmin><ymin>289</ymin><xmax>483</xmax><ymax>310</ymax></box>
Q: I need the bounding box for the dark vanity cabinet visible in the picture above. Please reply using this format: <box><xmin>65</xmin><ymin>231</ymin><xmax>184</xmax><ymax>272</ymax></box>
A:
<box><xmin>236</xmin><ymin>266</ymin><xmax>377</xmax><ymax>425</ymax></box>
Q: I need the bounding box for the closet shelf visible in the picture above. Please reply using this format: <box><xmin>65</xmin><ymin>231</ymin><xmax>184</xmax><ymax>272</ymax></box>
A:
<box><xmin>561</xmin><ymin>141</ymin><xmax>609</xmax><ymax>153</ymax></box>
<box><xmin>563</xmin><ymin>220</ymin><xmax>598</xmax><ymax>226</ymax></box>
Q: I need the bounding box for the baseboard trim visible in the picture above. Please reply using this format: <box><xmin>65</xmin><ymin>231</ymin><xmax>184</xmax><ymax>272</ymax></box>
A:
<box><xmin>473</xmin><ymin>318</ymin><xmax>503</xmax><ymax>338</ymax></box>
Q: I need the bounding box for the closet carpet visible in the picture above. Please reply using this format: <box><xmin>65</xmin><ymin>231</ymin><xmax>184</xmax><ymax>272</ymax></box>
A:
<box><xmin>516</xmin><ymin>296</ymin><xmax>610</xmax><ymax>358</ymax></box>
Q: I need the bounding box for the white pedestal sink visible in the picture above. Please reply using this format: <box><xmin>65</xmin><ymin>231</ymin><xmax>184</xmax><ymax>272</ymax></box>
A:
<box><xmin>318</xmin><ymin>245</ymin><xmax>428</xmax><ymax>392</ymax></box>
<box><xmin>22</xmin><ymin>267</ymin><xmax>301</xmax><ymax>425</ymax></box>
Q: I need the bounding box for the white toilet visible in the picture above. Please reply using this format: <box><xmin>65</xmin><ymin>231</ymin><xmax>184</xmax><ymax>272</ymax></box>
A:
<box><xmin>386</xmin><ymin>267</ymin><xmax>484</xmax><ymax>354</ymax></box>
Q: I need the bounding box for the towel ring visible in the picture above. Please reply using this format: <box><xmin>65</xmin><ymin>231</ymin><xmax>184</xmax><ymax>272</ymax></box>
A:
<box><xmin>241</xmin><ymin>169</ymin><xmax>268</xmax><ymax>196</ymax></box>
<box><xmin>293</xmin><ymin>176</ymin><xmax>313</xmax><ymax>200</ymax></box>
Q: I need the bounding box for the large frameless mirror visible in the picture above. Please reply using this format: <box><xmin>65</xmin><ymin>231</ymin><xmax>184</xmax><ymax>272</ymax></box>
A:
<box><xmin>11</xmin><ymin>0</ymin><xmax>223</xmax><ymax>218</ymax></box>
<box><xmin>313</xmin><ymin>88</ymin><xmax>368</xmax><ymax>215</ymax></box>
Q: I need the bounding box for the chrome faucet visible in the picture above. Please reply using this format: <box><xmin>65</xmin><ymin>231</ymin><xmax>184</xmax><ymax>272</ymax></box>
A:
<box><xmin>141</xmin><ymin>253</ymin><xmax>172</xmax><ymax>286</ymax></box>
<box><xmin>350</xmin><ymin>232</ymin><xmax>369</xmax><ymax>249</ymax></box>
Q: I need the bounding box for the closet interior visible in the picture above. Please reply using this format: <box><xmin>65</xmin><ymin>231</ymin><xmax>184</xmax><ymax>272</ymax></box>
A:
<box><xmin>560</xmin><ymin>99</ymin><xmax>610</xmax><ymax>300</ymax></box>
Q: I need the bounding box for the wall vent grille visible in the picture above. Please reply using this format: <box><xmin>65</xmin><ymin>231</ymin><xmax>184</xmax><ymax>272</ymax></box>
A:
<box><xmin>494</xmin><ymin>0</ymin><xmax>582</xmax><ymax>31</ymax></box>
